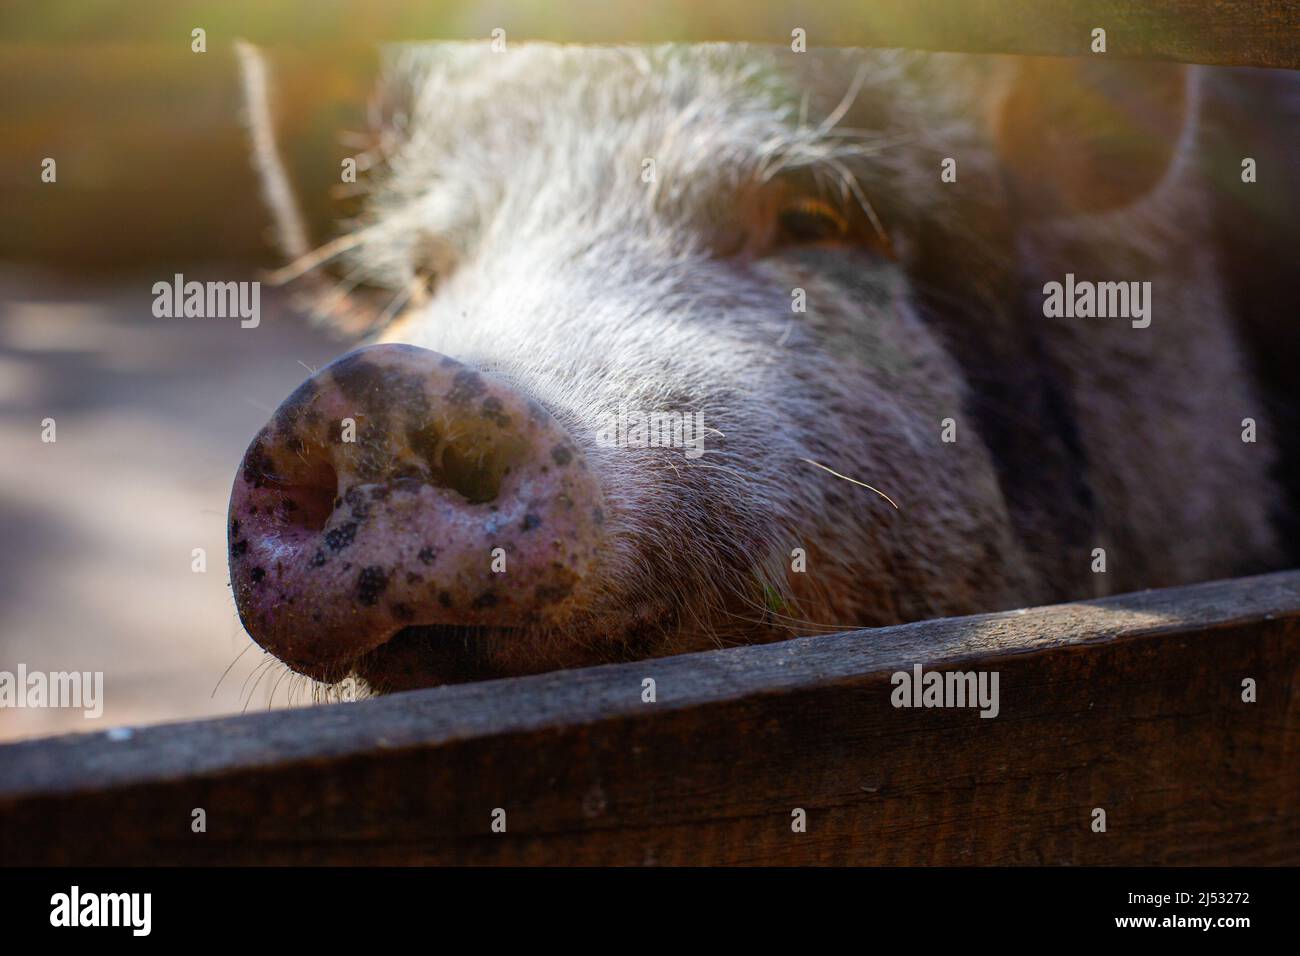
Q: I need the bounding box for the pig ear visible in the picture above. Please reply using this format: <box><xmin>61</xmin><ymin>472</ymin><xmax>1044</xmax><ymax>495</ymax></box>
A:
<box><xmin>234</xmin><ymin>41</ymin><xmax>396</xmax><ymax>335</ymax></box>
<box><xmin>994</xmin><ymin>58</ymin><xmax>1192</xmax><ymax>216</ymax></box>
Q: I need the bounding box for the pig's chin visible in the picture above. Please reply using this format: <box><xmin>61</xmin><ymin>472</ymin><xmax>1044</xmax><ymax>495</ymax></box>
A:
<box><xmin>268</xmin><ymin>621</ymin><xmax>530</xmax><ymax>692</ymax></box>
<box><xmin>350</xmin><ymin>623</ymin><xmax>516</xmax><ymax>690</ymax></box>
<box><xmin>277</xmin><ymin>603</ymin><xmax>662</xmax><ymax>694</ymax></box>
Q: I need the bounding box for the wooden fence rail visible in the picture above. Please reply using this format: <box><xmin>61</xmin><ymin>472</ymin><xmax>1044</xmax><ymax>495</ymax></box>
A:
<box><xmin>453</xmin><ymin>0</ymin><xmax>1300</xmax><ymax>69</ymax></box>
<box><xmin>5</xmin><ymin>1</ymin><xmax>1299</xmax><ymax>67</ymax></box>
<box><xmin>2</xmin><ymin>571</ymin><xmax>1297</xmax><ymax>865</ymax></box>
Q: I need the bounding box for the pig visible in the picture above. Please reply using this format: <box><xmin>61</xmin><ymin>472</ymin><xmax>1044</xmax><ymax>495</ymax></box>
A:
<box><xmin>229</xmin><ymin>43</ymin><xmax>1297</xmax><ymax>693</ymax></box>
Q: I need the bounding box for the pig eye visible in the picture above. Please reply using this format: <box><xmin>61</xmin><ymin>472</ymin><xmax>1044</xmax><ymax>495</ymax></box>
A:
<box><xmin>776</xmin><ymin>198</ymin><xmax>850</xmax><ymax>244</ymax></box>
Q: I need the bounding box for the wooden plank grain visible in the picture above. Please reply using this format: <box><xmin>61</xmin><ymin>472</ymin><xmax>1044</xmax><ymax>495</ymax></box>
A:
<box><xmin>467</xmin><ymin>0</ymin><xmax>1300</xmax><ymax>69</ymax></box>
<box><xmin>4</xmin><ymin>1</ymin><xmax>1298</xmax><ymax>67</ymax></box>
<box><xmin>0</xmin><ymin>571</ymin><xmax>1297</xmax><ymax>864</ymax></box>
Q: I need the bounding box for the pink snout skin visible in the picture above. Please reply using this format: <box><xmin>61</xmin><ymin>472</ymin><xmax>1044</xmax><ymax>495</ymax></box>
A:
<box><xmin>228</xmin><ymin>343</ymin><xmax>605</xmax><ymax>676</ymax></box>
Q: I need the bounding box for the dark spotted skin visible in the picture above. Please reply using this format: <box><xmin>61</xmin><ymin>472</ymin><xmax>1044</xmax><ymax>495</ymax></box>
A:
<box><xmin>445</xmin><ymin>370</ymin><xmax>487</xmax><ymax>406</ymax></box>
<box><xmin>481</xmin><ymin>395</ymin><xmax>512</xmax><ymax>427</ymax></box>
<box><xmin>356</xmin><ymin>566</ymin><xmax>389</xmax><ymax>606</ymax></box>
<box><xmin>228</xmin><ymin>343</ymin><xmax>606</xmax><ymax>680</ymax></box>
<box><xmin>241</xmin><ymin>441</ymin><xmax>276</xmax><ymax>490</ymax></box>
<box><xmin>324</xmin><ymin>522</ymin><xmax>358</xmax><ymax>552</ymax></box>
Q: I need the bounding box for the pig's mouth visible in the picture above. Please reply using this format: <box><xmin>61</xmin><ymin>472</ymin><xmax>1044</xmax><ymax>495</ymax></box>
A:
<box><xmin>352</xmin><ymin>622</ymin><xmax>514</xmax><ymax>690</ymax></box>
<box><xmin>271</xmin><ymin>622</ymin><xmax>516</xmax><ymax>690</ymax></box>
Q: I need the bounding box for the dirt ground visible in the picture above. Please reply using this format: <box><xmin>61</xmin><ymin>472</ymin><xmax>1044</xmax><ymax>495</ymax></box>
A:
<box><xmin>0</xmin><ymin>267</ymin><xmax>344</xmax><ymax>741</ymax></box>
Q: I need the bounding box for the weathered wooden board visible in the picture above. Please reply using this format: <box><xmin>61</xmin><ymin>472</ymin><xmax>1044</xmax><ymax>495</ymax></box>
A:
<box><xmin>461</xmin><ymin>0</ymin><xmax>1300</xmax><ymax>69</ymax></box>
<box><xmin>7</xmin><ymin>1</ymin><xmax>1299</xmax><ymax>66</ymax></box>
<box><xmin>1</xmin><ymin>571</ymin><xmax>1297</xmax><ymax>865</ymax></box>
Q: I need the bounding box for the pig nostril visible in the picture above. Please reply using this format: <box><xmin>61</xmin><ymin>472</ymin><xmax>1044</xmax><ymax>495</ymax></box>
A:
<box><xmin>440</xmin><ymin>444</ymin><xmax>505</xmax><ymax>504</ymax></box>
<box><xmin>408</xmin><ymin>420</ymin><xmax>522</xmax><ymax>505</ymax></box>
<box><xmin>276</xmin><ymin>459</ymin><xmax>338</xmax><ymax>533</ymax></box>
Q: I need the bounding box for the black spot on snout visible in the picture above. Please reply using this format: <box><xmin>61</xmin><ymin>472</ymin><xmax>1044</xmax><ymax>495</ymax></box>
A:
<box><xmin>344</xmin><ymin>487</ymin><xmax>370</xmax><ymax>520</ymax></box>
<box><xmin>522</xmin><ymin>513</ymin><xmax>542</xmax><ymax>531</ymax></box>
<box><xmin>551</xmin><ymin>444</ymin><xmax>573</xmax><ymax>467</ymax></box>
<box><xmin>329</xmin><ymin>356</ymin><xmax>386</xmax><ymax>405</ymax></box>
<box><xmin>324</xmin><ymin>522</ymin><xmax>358</xmax><ymax>552</ymax></box>
<box><xmin>241</xmin><ymin>440</ymin><xmax>275</xmax><ymax>489</ymax></box>
<box><xmin>481</xmin><ymin>395</ymin><xmax>511</xmax><ymax>427</ymax></box>
<box><xmin>272</xmin><ymin>375</ymin><xmax>319</xmax><ymax>436</ymax></box>
<box><xmin>357</xmin><ymin>566</ymin><xmax>389</xmax><ymax>606</ymax></box>
<box><xmin>446</xmin><ymin>370</ymin><xmax>487</xmax><ymax>406</ymax></box>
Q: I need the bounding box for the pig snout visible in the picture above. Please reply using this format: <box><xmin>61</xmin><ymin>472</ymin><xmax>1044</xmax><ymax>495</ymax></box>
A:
<box><xmin>227</xmin><ymin>343</ymin><xmax>605</xmax><ymax>678</ymax></box>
